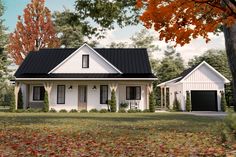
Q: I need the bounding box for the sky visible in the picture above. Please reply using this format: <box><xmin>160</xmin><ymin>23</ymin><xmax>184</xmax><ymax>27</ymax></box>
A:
<box><xmin>2</xmin><ymin>0</ymin><xmax>226</xmax><ymax>63</ymax></box>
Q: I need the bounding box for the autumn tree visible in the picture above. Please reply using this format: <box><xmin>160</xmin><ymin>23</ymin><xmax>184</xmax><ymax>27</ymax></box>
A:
<box><xmin>8</xmin><ymin>0</ymin><xmax>60</xmax><ymax>65</ymax></box>
<box><xmin>137</xmin><ymin>0</ymin><xmax>236</xmax><ymax>111</ymax></box>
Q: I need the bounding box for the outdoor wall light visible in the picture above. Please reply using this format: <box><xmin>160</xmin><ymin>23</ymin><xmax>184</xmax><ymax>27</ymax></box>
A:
<box><xmin>92</xmin><ymin>85</ymin><xmax>97</xmax><ymax>90</ymax></box>
<box><xmin>68</xmin><ymin>85</ymin><xmax>73</xmax><ymax>90</ymax></box>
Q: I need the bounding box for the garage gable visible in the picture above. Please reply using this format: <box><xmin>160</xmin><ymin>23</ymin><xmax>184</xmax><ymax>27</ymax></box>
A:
<box><xmin>180</xmin><ymin>61</ymin><xmax>230</xmax><ymax>83</ymax></box>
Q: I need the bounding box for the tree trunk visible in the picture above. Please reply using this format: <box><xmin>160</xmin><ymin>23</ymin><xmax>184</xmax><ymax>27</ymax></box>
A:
<box><xmin>223</xmin><ymin>23</ymin><xmax>236</xmax><ymax>111</ymax></box>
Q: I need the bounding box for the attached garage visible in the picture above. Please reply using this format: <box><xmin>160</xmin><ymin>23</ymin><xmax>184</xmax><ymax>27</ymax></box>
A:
<box><xmin>191</xmin><ymin>91</ymin><xmax>217</xmax><ymax>111</ymax></box>
<box><xmin>158</xmin><ymin>61</ymin><xmax>230</xmax><ymax>111</ymax></box>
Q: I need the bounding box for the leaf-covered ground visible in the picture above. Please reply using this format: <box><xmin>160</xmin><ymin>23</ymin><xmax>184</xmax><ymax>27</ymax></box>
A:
<box><xmin>0</xmin><ymin>112</ymin><xmax>234</xmax><ymax>156</ymax></box>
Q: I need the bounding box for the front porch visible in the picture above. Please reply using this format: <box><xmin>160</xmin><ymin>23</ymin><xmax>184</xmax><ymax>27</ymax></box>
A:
<box><xmin>14</xmin><ymin>81</ymin><xmax>153</xmax><ymax>111</ymax></box>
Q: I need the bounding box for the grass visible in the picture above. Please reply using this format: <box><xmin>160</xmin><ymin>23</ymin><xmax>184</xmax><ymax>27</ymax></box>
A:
<box><xmin>0</xmin><ymin>112</ymin><xmax>233</xmax><ymax>156</ymax></box>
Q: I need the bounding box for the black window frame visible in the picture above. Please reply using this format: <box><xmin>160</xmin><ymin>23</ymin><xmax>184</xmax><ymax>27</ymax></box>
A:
<box><xmin>82</xmin><ymin>55</ymin><xmax>89</xmax><ymax>68</ymax></box>
<box><xmin>100</xmin><ymin>85</ymin><xmax>108</xmax><ymax>104</ymax></box>
<box><xmin>33</xmin><ymin>86</ymin><xmax>45</xmax><ymax>101</ymax></box>
<box><xmin>126</xmin><ymin>86</ymin><xmax>141</xmax><ymax>100</ymax></box>
<box><xmin>57</xmin><ymin>85</ymin><xmax>65</xmax><ymax>104</ymax></box>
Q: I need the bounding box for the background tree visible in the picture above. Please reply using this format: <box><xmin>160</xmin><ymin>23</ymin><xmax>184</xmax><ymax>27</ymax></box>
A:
<box><xmin>137</xmin><ymin>0</ymin><xmax>236</xmax><ymax>111</ymax></box>
<box><xmin>0</xmin><ymin>0</ymin><xmax>12</xmax><ymax>108</ymax></box>
<box><xmin>75</xmin><ymin>0</ymin><xmax>140</xmax><ymax>37</ymax></box>
<box><xmin>53</xmin><ymin>10</ymin><xmax>84</xmax><ymax>48</ymax></box>
<box><xmin>157</xmin><ymin>46</ymin><xmax>185</xmax><ymax>82</ymax></box>
<box><xmin>109</xmin><ymin>29</ymin><xmax>160</xmax><ymax>58</ymax></box>
<box><xmin>8</xmin><ymin>0</ymin><xmax>60</xmax><ymax>65</ymax></box>
<box><xmin>52</xmin><ymin>10</ymin><xmax>99</xmax><ymax>48</ymax></box>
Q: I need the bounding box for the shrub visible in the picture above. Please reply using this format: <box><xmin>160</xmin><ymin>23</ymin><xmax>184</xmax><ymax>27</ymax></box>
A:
<box><xmin>110</xmin><ymin>89</ymin><xmax>116</xmax><ymax>112</ymax></box>
<box><xmin>70</xmin><ymin>109</ymin><xmax>78</xmax><ymax>113</ymax></box>
<box><xmin>59</xmin><ymin>109</ymin><xmax>67</xmax><ymax>113</ymax></box>
<box><xmin>26</xmin><ymin>108</ymin><xmax>42</xmax><ymax>113</ymax></box>
<box><xmin>120</xmin><ymin>102</ymin><xmax>128</xmax><ymax>108</ymax></box>
<box><xmin>143</xmin><ymin>109</ymin><xmax>150</xmax><ymax>113</ymax></box>
<box><xmin>99</xmin><ymin>109</ymin><xmax>108</xmax><ymax>113</ymax></box>
<box><xmin>118</xmin><ymin>108</ymin><xmax>126</xmax><ymax>113</ymax></box>
<box><xmin>9</xmin><ymin>89</ymin><xmax>15</xmax><ymax>112</ymax></box>
<box><xmin>173</xmin><ymin>95</ymin><xmax>181</xmax><ymax>111</ymax></box>
<box><xmin>127</xmin><ymin>109</ymin><xmax>141</xmax><ymax>113</ymax></box>
<box><xmin>15</xmin><ymin>109</ymin><xmax>25</xmax><ymax>113</ymax></box>
<box><xmin>49</xmin><ymin>108</ymin><xmax>57</xmax><ymax>113</ymax></box>
<box><xmin>185</xmin><ymin>91</ymin><xmax>191</xmax><ymax>112</ymax></box>
<box><xmin>80</xmin><ymin>109</ymin><xmax>88</xmax><ymax>113</ymax></box>
<box><xmin>17</xmin><ymin>89</ymin><xmax>23</xmax><ymax>109</ymax></box>
<box><xmin>221</xmin><ymin>92</ymin><xmax>227</xmax><ymax>112</ymax></box>
<box><xmin>221</xmin><ymin>113</ymin><xmax>236</xmax><ymax>143</ymax></box>
<box><xmin>89</xmin><ymin>108</ymin><xmax>98</xmax><ymax>113</ymax></box>
<box><xmin>43</xmin><ymin>92</ymin><xmax>49</xmax><ymax>112</ymax></box>
<box><xmin>149</xmin><ymin>92</ymin><xmax>156</xmax><ymax>112</ymax></box>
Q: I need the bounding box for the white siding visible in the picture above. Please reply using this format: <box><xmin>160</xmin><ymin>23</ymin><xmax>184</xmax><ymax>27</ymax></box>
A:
<box><xmin>184</xmin><ymin>64</ymin><xmax>225</xmax><ymax>83</ymax></box>
<box><xmin>168</xmin><ymin>83</ymin><xmax>183</xmax><ymax>110</ymax></box>
<box><xmin>52</xmin><ymin>46</ymin><xmax>118</xmax><ymax>74</ymax></box>
<box><xmin>45</xmin><ymin>81</ymin><xmax>150</xmax><ymax>111</ymax></box>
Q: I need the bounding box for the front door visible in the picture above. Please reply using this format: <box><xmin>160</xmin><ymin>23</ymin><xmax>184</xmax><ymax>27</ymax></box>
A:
<box><xmin>78</xmin><ymin>86</ymin><xmax>87</xmax><ymax>110</ymax></box>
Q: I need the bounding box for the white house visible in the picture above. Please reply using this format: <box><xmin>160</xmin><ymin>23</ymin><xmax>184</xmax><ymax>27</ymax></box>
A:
<box><xmin>157</xmin><ymin>61</ymin><xmax>230</xmax><ymax>111</ymax></box>
<box><xmin>14</xmin><ymin>44</ymin><xmax>156</xmax><ymax>111</ymax></box>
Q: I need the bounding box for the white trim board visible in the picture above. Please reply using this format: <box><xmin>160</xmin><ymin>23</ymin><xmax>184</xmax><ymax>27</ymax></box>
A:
<box><xmin>15</xmin><ymin>78</ymin><xmax>157</xmax><ymax>81</ymax></box>
<box><xmin>48</xmin><ymin>43</ymin><xmax>123</xmax><ymax>74</ymax></box>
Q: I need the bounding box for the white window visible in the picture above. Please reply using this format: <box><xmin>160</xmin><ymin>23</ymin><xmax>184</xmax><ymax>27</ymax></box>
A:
<box><xmin>33</xmin><ymin>86</ymin><xmax>45</xmax><ymax>101</ymax></box>
<box><xmin>100</xmin><ymin>85</ymin><xmax>108</xmax><ymax>104</ymax></box>
<box><xmin>57</xmin><ymin>85</ymin><xmax>65</xmax><ymax>104</ymax></box>
<box><xmin>82</xmin><ymin>55</ymin><xmax>89</xmax><ymax>68</ymax></box>
<box><xmin>126</xmin><ymin>86</ymin><xmax>141</xmax><ymax>100</ymax></box>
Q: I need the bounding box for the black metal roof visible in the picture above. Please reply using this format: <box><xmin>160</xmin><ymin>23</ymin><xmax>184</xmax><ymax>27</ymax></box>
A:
<box><xmin>15</xmin><ymin>47</ymin><xmax>155</xmax><ymax>79</ymax></box>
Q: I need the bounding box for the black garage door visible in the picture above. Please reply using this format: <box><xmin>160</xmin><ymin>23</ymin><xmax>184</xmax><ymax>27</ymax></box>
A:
<box><xmin>191</xmin><ymin>91</ymin><xmax>218</xmax><ymax>111</ymax></box>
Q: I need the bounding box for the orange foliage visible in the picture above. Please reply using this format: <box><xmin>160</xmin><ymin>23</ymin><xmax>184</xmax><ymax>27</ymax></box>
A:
<box><xmin>137</xmin><ymin>0</ymin><xmax>236</xmax><ymax>46</ymax></box>
<box><xmin>8</xmin><ymin>0</ymin><xmax>60</xmax><ymax>65</ymax></box>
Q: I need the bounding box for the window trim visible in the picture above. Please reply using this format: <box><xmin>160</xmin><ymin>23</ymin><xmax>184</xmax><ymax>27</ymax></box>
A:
<box><xmin>33</xmin><ymin>86</ymin><xmax>45</xmax><ymax>101</ymax></box>
<box><xmin>126</xmin><ymin>86</ymin><xmax>141</xmax><ymax>100</ymax></box>
<box><xmin>82</xmin><ymin>55</ymin><xmax>89</xmax><ymax>68</ymax></box>
<box><xmin>100</xmin><ymin>85</ymin><xmax>108</xmax><ymax>104</ymax></box>
<box><xmin>57</xmin><ymin>85</ymin><xmax>65</xmax><ymax>104</ymax></box>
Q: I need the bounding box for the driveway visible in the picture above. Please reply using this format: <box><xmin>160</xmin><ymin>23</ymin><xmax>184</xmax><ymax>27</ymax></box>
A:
<box><xmin>185</xmin><ymin>111</ymin><xmax>227</xmax><ymax>117</ymax></box>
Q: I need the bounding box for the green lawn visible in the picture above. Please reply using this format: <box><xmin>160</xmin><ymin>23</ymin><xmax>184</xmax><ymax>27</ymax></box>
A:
<box><xmin>0</xmin><ymin>112</ymin><xmax>232</xmax><ymax>156</ymax></box>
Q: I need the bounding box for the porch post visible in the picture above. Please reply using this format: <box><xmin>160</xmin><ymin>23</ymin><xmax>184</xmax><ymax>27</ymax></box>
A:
<box><xmin>164</xmin><ymin>87</ymin><xmax>167</xmax><ymax>109</ymax></box>
<box><xmin>25</xmin><ymin>84</ymin><xmax>30</xmax><ymax>109</ymax></box>
<box><xmin>147</xmin><ymin>83</ymin><xmax>153</xmax><ymax>109</ymax></box>
<box><xmin>14</xmin><ymin>82</ymin><xmax>21</xmax><ymax>110</ymax></box>
<box><xmin>160</xmin><ymin>87</ymin><xmax>163</xmax><ymax>109</ymax></box>
<box><xmin>44</xmin><ymin>82</ymin><xmax>53</xmax><ymax>107</ymax></box>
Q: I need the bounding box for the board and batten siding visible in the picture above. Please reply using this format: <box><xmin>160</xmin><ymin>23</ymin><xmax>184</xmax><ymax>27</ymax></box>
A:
<box><xmin>183</xmin><ymin>64</ymin><xmax>225</xmax><ymax>83</ymax></box>
<box><xmin>52</xmin><ymin>46</ymin><xmax>118</xmax><ymax>74</ymax></box>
